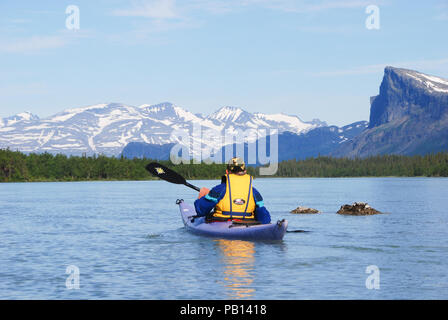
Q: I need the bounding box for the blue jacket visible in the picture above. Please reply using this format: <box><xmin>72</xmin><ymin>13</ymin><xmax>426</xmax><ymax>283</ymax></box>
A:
<box><xmin>194</xmin><ymin>180</ymin><xmax>271</xmax><ymax>224</ymax></box>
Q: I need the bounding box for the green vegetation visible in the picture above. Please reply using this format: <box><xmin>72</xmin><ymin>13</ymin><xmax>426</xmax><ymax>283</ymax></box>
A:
<box><xmin>1</xmin><ymin>148</ymin><xmax>448</xmax><ymax>183</ymax></box>
<box><xmin>0</xmin><ymin>149</ymin><xmax>234</xmax><ymax>182</ymax></box>
<box><xmin>274</xmin><ymin>154</ymin><xmax>448</xmax><ymax>177</ymax></box>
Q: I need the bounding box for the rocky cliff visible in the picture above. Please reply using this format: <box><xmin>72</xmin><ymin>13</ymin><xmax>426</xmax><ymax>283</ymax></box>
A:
<box><xmin>334</xmin><ymin>67</ymin><xmax>448</xmax><ymax>157</ymax></box>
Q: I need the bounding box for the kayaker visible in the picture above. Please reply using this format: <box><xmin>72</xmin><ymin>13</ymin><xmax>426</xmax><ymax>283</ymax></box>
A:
<box><xmin>194</xmin><ymin>157</ymin><xmax>271</xmax><ymax>224</ymax></box>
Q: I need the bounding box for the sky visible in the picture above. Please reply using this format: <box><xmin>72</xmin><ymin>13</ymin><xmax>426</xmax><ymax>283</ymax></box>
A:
<box><xmin>1</xmin><ymin>0</ymin><xmax>447</xmax><ymax>126</ymax></box>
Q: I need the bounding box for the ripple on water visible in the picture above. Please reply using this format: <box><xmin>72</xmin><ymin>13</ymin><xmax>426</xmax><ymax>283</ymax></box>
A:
<box><xmin>329</xmin><ymin>245</ymin><xmax>386</xmax><ymax>253</ymax></box>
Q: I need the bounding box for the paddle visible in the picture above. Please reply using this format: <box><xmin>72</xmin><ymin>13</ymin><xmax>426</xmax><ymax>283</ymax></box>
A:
<box><xmin>145</xmin><ymin>162</ymin><xmax>201</xmax><ymax>192</ymax></box>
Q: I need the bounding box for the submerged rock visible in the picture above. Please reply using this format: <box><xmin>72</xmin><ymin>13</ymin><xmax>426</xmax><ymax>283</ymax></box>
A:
<box><xmin>337</xmin><ymin>202</ymin><xmax>382</xmax><ymax>215</ymax></box>
<box><xmin>291</xmin><ymin>206</ymin><xmax>320</xmax><ymax>214</ymax></box>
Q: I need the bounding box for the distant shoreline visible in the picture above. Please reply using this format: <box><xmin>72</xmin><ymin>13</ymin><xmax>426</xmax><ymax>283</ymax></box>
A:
<box><xmin>2</xmin><ymin>176</ymin><xmax>447</xmax><ymax>184</ymax></box>
<box><xmin>1</xmin><ymin>149</ymin><xmax>448</xmax><ymax>182</ymax></box>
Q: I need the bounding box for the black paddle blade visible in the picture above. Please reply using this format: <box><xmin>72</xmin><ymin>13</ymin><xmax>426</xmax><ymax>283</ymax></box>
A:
<box><xmin>145</xmin><ymin>162</ymin><xmax>201</xmax><ymax>191</ymax></box>
<box><xmin>146</xmin><ymin>162</ymin><xmax>186</xmax><ymax>185</ymax></box>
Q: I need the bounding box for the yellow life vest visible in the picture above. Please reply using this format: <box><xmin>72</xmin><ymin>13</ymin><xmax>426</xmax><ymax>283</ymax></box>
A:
<box><xmin>214</xmin><ymin>173</ymin><xmax>256</xmax><ymax>220</ymax></box>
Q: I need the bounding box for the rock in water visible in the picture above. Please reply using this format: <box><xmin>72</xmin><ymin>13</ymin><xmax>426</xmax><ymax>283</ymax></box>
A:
<box><xmin>291</xmin><ymin>206</ymin><xmax>320</xmax><ymax>214</ymax></box>
<box><xmin>337</xmin><ymin>202</ymin><xmax>382</xmax><ymax>215</ymax></box>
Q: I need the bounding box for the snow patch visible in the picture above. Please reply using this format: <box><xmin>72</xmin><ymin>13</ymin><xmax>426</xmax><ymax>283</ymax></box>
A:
<box><xmin>407</xmin><ymin>72</ymin><xmax>448</xmax><ymax>93</ymax></box>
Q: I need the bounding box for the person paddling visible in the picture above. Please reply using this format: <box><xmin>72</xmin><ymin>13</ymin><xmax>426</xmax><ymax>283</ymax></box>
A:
<box><xmin>194</xmin><ymin>157</ymin><xmax>271</xmax><ymax>224</ymax></box>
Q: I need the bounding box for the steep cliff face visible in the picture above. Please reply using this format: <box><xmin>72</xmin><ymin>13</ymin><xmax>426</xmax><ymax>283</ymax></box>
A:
<box><xmin>334</xmin><ymin>67</ymin><xmax>448</xmax><ymax>157</ymax></box>
<box><xmin>370</xmin><ymin>67</ymin><xmax>448</xmax><ymax>127</ymax></box>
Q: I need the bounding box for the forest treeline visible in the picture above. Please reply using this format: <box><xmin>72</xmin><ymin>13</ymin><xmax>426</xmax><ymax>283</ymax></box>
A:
<box><xmin>274</xmin><ymin>153</ymin><xmax>448</xmax><ymax>177</ymax></box>
<box><xmin>1</xmin><ymin>148</ymin><xmax>448</xmax><ymax>182</ymax></box>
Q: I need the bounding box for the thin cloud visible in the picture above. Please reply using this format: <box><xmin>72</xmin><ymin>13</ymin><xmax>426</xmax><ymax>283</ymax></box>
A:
<box><xmin>112</xmin><ymin>0</ymin><xmax>376</xmax><ymax>20</ymax></box>
<box><xmin>0</xmin><ymin>30</ymin><xmax>91</xmax><ymax>54</ymax></box>
<box><xmin>247</xmin><ymin>0</ymin><xmax>373</xmax><ymax>13</ymax></box>
<box><xmin>108</xmin><ymin>0</ymin><xmax>382</xmax><ymax>40</ymax></box>
<box><xmin>112</xmin><ymin>0</ymin><xmax>179</xmax><ymax>19</ymax></box>
<box><xmin>0</xmin><ymin>35</ymin><xmax>68</xmax><ymax>53</ymax></box>
<box><xmin>296</xmin><ymin>25</ymin><xmax>355</xmax><ymax>34</ymax></box>
<box><xmin>186</xmin><ymin>0</ymin><xmax>374</xmax><ymax>14</ymax></box>
<box><xmin>8</xmin><ymin>18</ymin><xmax>32</xmax><ymax>24</ymax></box>
<box><xmin>311</xmin><ymin>58</ymin><xmax>448</xmax><ymax>77</ymax></box>
<box><xmin>111</xmin><ymin>0</ymin><xmax>197</xmax><ymax>34</ymax></box>
<box><xmin>303</xmin><ymin>0</ymin><xmax>374</xmax><ymax>12</ymax></box>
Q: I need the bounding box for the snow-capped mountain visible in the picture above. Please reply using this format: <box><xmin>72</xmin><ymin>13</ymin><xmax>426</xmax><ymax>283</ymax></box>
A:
<box><xmin>122</xmin><ymin>120</ymin><xmax>369</xmax><ymax>161</ymax></box>
<box><xmin>0</xmin><ymin>102</ymin><xmax>324</xmax><ymax>156</ymax></box>
<box><xmin>207</xmin><ymin>105</ymin><xmax>321</xmax><ymax>134</ymax></box>
<box><xmin>0</xmin><ymin>112</ymin><xmax>39</xmax><ymax>127</ymax></box>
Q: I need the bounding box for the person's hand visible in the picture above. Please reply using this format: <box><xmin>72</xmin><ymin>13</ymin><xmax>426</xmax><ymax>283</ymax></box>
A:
<box><xmin>198</xmin><ymin>187</ymin><xmax>210</xmax><ymax>199</ymax></box>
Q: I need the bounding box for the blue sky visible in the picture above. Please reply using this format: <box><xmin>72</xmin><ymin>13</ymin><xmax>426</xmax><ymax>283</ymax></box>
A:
<box><xmin>1</xmin><ymin>0</ymin><xmax>447</xmax><ymax>126</ymax></box>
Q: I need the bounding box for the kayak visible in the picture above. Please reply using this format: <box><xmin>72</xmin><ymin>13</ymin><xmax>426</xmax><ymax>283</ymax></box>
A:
<box><xmin>177</xmin><ymin>199</ymin><xmax>288</xmax><ymax>241</ymax></box>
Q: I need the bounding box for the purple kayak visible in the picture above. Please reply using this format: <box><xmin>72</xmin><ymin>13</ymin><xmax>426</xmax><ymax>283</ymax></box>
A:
<box><xmin>177</xmin><ymin>199</ymin><xmax>288</xmax><ymax>241</ymax></box>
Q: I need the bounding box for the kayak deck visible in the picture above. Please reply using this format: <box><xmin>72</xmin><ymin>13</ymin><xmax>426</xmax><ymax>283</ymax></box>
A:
<box><xmin>177</xmin><ymin>199</ymin><xmax>288</xmax><ymax>241</ymax></box>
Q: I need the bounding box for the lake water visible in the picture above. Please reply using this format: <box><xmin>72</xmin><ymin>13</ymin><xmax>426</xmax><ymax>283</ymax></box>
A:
<box><xmin>1</xmin><ymin>178</ymin><xmax>447</xmax><ymax>299</ymax></box>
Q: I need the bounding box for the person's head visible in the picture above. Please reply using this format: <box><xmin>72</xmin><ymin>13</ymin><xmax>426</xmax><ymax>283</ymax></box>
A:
<box><xmin>226</xmin><ymin>157</ymin><xmax>246</xmax><ymax>175</ymax></box>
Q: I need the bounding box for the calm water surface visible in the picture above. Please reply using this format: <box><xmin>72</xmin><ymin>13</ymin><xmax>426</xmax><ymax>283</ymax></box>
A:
<box><xmin>1</xmin><ymin>178</ymin><xmax>447</xmax><ymax>299</ymax></box>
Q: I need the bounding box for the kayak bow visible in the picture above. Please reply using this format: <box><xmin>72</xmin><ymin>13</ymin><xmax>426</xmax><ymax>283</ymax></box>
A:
<box><xmin>177</xmin><ymin>199</ymin><xmax>288</xmax><ymax>241</ymax></box>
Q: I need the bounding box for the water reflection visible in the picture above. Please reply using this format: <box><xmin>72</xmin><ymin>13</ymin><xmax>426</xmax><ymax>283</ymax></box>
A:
<box><xmin>215</xmin><ymin>239</ymin><xmax>256</xmax><ymax>299</ymax></box>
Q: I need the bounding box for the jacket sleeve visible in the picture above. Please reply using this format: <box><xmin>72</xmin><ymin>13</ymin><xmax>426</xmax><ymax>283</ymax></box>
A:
<box><xmin>253</xmin><ymin>187</ymin><xmax>271</xmax><ymax>224</ymax></box>
<box><xmin>194</xmin><ymin>183</ymin><xmax>226</xmax><ymax>217</ymax></box>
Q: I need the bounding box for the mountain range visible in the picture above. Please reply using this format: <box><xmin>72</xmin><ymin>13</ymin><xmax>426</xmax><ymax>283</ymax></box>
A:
<box><xmin>122</xmin><ymin>66</ymin><xmax>448</xmax><ymax>161</ymax></box>
<box><xmin>121</xmin><ymin>121</ymin><xmax>369</xmax><ymax>162</ymax></box>
<box><xmin>2</xmin><ymin>66</ymin><xmax>448</xmax><ymax>161</ymax></box>
<box><xmin>0</xmin><ymin>103</ymin><xmax>325</xmax><ymax>157</ymax></box>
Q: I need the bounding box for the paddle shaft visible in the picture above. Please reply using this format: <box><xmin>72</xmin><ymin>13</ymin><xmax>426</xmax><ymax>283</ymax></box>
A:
<box><xmin>146</xmin><ymin>162</ymin><xmax>201</xmax><ymax>192</ymax></box>
<box><xmin>185</xmin><ymin>182</ymin><xmax>201</xmax><ymax>192</ymax></box>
